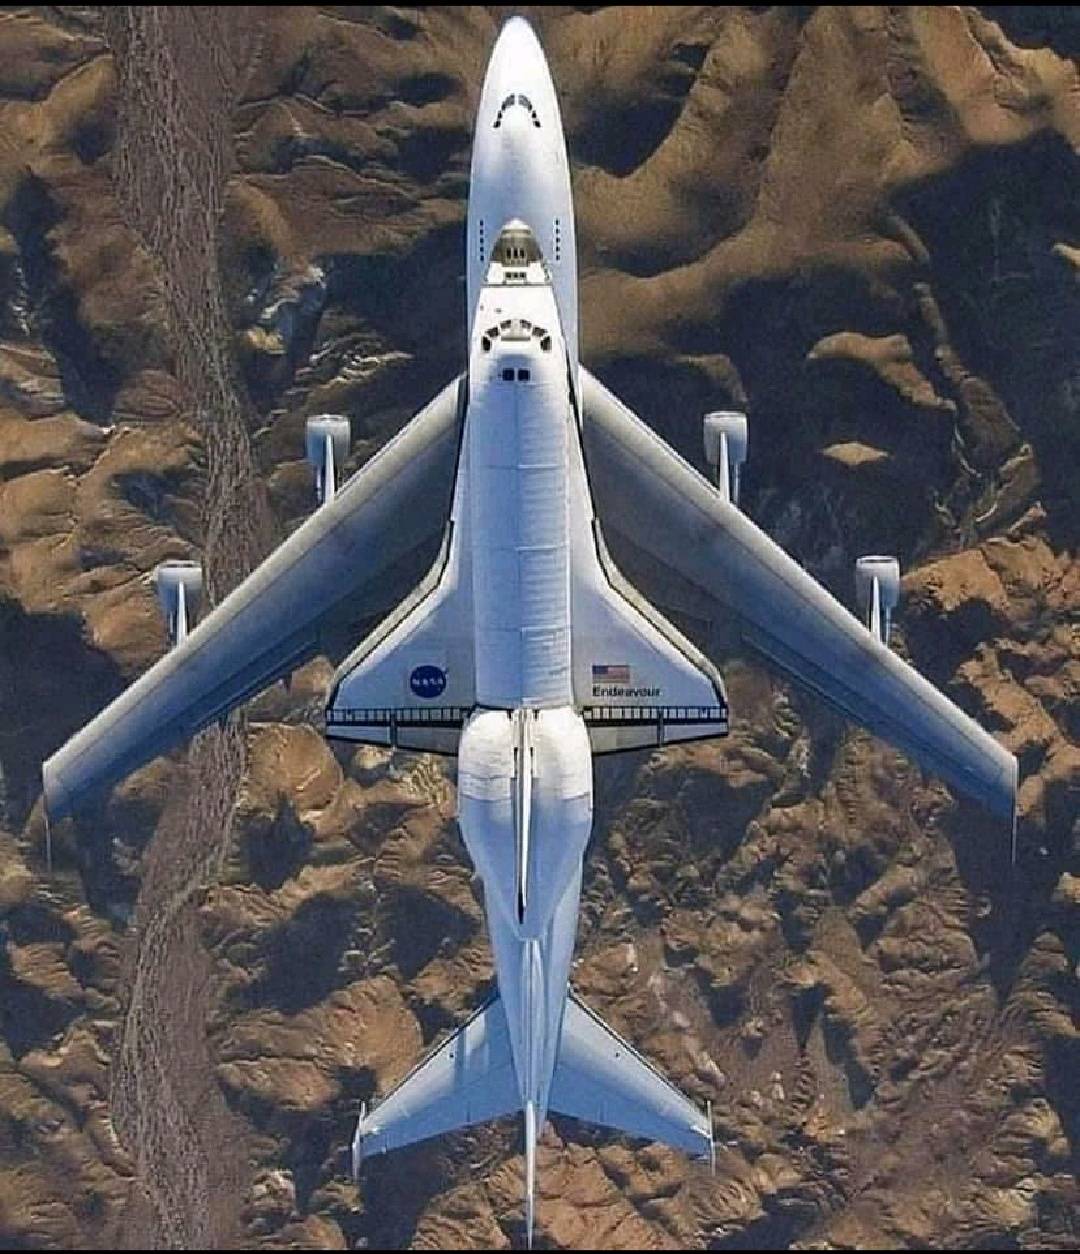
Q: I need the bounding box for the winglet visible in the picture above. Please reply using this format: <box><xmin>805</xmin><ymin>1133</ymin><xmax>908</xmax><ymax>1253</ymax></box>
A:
<box><xmin>43</xmin><ymin>796</ymin><xmax>52</xmax><ymax>874</ymax></box>
<box><xmin>524</xmin><ymin>1100</ymin><xmax>537</xmax><ymax>1250</ymax></box>
<box><xmin>706</xmin><ymin>1098</ymin><xmax>716</xmax><ymax>1176</ymax></box>
<box><xmin>351</xmin><ymin>1101</ymin><xmax>367</xmax><ymax>1182</ymax></box>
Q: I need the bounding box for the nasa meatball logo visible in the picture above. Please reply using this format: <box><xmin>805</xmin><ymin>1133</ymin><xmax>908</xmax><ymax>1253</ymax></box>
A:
<box><xmin>410</xmin><ymin>665</ymin><xmax>447</xmax><ymax>699</ymax></box>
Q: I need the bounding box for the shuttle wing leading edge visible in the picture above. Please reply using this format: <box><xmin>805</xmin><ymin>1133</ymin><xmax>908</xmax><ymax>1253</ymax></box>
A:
<box><xmin>580</xmin><ymin>368</ymin><xmax>1017</xmax><ymax>821</ymax></box>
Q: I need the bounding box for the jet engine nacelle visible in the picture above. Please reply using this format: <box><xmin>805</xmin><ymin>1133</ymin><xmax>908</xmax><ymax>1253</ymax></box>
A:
<box><xmin>151</xmin><ymin>559</ymin><xmax>203</xmax><ymax>647</ymax></box>
<box><xmin>703</xmin><ymin>410</ymin><xmax>748</xmax><ymax>506</ymax></box>
<box><xmin>855</xmin><ymin>555</ymin><xmax>900</xmax><ymax>645</ymax></box>
<box><xmin>305</xmin><ymin>415</ymin><xmax>352</xmax><ymax>505</ymax></box>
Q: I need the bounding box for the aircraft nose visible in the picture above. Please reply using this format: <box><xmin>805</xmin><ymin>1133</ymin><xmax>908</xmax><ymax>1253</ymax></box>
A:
<box><xmin>484</xmin><ymin>16</ymin><xmax>550</xmax><ymax>101</ymax></box>
<box><xmin>490</xmin><ymin>16</ymin><xmax>545</xmax><ymax>72</ymax></box>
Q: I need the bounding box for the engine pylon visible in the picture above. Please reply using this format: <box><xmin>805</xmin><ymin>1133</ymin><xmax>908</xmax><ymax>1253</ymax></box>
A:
<box><xmin>151</xmin><ymin>560</ymin><xmax>203</xmax><ymax>646</ymax></box>
<box><xmin>703</xmin><ymin>410</ymin><xmax>748</xmax><ymax>505</ymax></box>
<box><xmin>855</xmin><ymin>555</ymin><xmax>900</xmax><ymax>645</ymax></box>
<box><xmin>305</xmin><ymin>414</ymin><xmax>352</xmax><ymax>505</ymax></box>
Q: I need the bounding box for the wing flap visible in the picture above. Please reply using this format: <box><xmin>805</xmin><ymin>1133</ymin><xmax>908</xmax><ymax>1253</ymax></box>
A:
<box><xmin>43</xmin><ymin>376</ymin><xmax>464</xmax><ymax>819</ymax></box>
<box><xmin>580</xmin><ymin>369</ymin><xmax>1017</xmax><ymax>820</ymax></box>
<box><xmin>549</xmin><ymin>993</ymin><xmax>711</xmax><ymax>1157</ymax></box>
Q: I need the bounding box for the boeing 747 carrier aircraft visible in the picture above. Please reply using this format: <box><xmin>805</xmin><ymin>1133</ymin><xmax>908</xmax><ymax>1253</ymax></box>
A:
<box><xmin>42</xmin><ymin>17</ymin><xmax>1017</xmax><ymax>1249</ymax></box>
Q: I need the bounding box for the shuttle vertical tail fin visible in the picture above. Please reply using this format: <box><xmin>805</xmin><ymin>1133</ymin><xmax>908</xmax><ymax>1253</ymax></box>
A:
<box><xmin>513</xmin><ymin>711</ymin><xmax>534</xmax><ymax>923</ymax></box>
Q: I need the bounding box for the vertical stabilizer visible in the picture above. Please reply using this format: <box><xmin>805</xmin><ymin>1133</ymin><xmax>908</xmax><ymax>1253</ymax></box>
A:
<box><xmin>524</xmin><ymin>1099</ymin><xmax>537</xmax><ymax>1250</ymax></box>
<box><xmin>513</xmin><ymin>711</ymin><xmax>534</xmax><ymax>923</ymax></box>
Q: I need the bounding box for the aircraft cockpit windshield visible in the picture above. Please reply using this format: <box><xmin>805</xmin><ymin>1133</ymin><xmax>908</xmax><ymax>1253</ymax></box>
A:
<box><xmin>493</xmin><ymin>92</ymin><xmax>541</xmax><ymax>129</ymax></box>
<box><xmin>485</xmin><ymin>220</ymin><xmax>550</xmax><ymax>288</ymax></box>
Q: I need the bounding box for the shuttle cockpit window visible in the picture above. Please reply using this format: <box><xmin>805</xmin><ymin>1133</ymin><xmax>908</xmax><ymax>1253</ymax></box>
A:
<box><xmin>481</xmin><ymin>319</ymin><xmax>551</xmax><ymax>353</ymax></box>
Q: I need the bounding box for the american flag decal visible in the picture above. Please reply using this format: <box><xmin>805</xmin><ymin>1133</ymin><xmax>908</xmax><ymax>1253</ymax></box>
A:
<box><xmin>592</xmin><ymin>663</ymin><xmax>630</xmax><ymax>684</ymax></box>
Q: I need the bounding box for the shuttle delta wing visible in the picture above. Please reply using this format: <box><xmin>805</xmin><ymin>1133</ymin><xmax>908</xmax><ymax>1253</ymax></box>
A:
<box><xmin>580</xmin><ymin>369</ymin><xmax>1017</xmax><ymax>822</ymax></box>
<box><xmin>42</xmin><ymin>377</ymin><xmax>465</xmax><ymax>821</ymax></box>
<box><xmin>573</xmin><ymin>526</ymin><xmax>730</xmax><ymax>753</ymax></box>
<box><xmin>325</xmin><ymin>518</ymin><xmax>474</xmax><ymax>755</ymax></box>
<box><xmin>569</xmin><ymin>386</ymin><xmax>729</xmax><ymax>752</ymax></box>
<box><xmin>548</xmin><ymin>994</ymin><xmax>712</xmax><ymax>1158</ymax></box>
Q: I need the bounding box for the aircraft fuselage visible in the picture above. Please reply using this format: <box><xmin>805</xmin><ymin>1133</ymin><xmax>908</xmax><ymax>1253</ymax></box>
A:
<box><xmin>455</xmin><ymin>19</ymin><xmax>592</xmax><ymax>1127</ymax></box>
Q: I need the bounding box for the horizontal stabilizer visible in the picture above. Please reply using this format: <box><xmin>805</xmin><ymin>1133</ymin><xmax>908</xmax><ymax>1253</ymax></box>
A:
<box><xmin>549</xmin><ymin>993</ymin><xmax>712</xmax><ymax>1157</ymax></box>
<box><xmin>354</xmin><ymin>996</ymin><xmax>519</xmax><ymax>1165</ymax></box>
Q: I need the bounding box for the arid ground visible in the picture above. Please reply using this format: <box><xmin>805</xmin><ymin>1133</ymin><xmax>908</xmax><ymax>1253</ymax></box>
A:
<box><xmin>0</xmin><ymin>6</ymin><xmax>1077</xmax><ymax>1249</ymax></box>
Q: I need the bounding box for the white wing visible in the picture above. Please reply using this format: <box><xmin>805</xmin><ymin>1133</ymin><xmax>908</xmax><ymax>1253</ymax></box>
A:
<box><xmin>326</xmin><ymin>516</ymin><xmax>474</xmax><ymax>754</ymax></box>
<box><xmin>580</xmin><ymin>368</ymin><xmax>1017</xmax><ymax>821</ymax></box>
<box><xmin>354</xmin><ymin>996</ymin><xmax>519</xmax><ymax>1164</ymax></box>
<box><xmin>43</xmin><ymin>377</ymin><xmax>465</xmax><ymax>819</ymax></box>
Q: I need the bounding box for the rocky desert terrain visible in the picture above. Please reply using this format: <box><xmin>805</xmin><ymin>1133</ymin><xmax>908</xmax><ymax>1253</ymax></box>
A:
<box><xmin>0</xmin><ymin>5</ymin><xmax>1077</xmax><ymax>1249</ymax></box>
